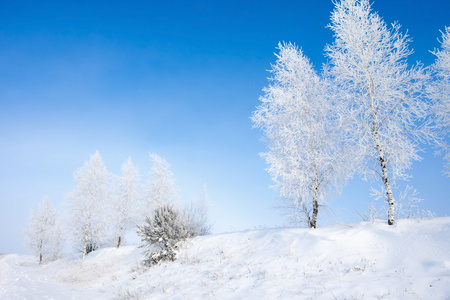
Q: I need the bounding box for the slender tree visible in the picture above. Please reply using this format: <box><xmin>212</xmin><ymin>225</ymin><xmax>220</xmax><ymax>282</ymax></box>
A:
<box><xmin>66</xmin><ymin>151</ymin><xmax>110</xmax><ymax>261</ymax></box>
<box><xmin>145</xmin><ymin>153</ymin><xmax>177</xmax><ymax>211</ymax></box>
<box><xmin>325</xmin><ymin>0</ymin><xmax>432</xmax><ymax>225</ymax></box>
<box><xmin>252</xmin><ymin>43</ymin><xmax>352</xmax><ymax>228</ymax></box>
<box><xmin>24</xmin><ymin>197</ymin><xmax>64</xmax><ymax>264</ymax></box>
<box><xmin>113</xmin><ymin>157</ymin><xmax>142</xmax><ymax>248</ymax></box>
<box><xmin>430</xmin><ymin>26</ymin><xmax>450</xmax><ymax>176</ymax></box>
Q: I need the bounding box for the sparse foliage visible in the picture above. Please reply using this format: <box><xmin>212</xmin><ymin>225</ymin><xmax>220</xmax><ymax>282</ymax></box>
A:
<box><xmin>24</xmin><ymin>197</ymin><xmax>64</xmax><ymax>264</ymax></box>
<box><xmin>182</xmin><ymin>184</ymin><xmax>211</xmax><ymax>236</ymax></box>
<box><xmin>357</xmin><ymin>185</ymin><xmax>435</xmax><ymax>222</ymax></box>
<box><xmin>325</xmin><ymin>0</ymin><xmax>433</xmax><ymax>225</ymax></box>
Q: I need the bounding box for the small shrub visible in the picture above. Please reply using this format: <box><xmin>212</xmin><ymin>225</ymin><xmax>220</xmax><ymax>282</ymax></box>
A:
<box><xmin>136</xmin><ymin>204</ymin><xmax>190</xmax><ymax>266</ymax></box>
<box><xmin>86</xmin><ymin>242</ymin><xmax>99</xmax><ymax>255</ymax></box>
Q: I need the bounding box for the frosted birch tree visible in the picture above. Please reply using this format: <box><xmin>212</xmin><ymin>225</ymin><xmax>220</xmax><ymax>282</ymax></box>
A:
<box><xmin>325</xmin><ymin>0</ymin><xmax>432</xmax><ymax>225</ymax></box>
<box><xmin>430</xmin><ymin>26</ymin><xmax>450</xmax><ymax>176</ymax></box>
<box><xmin>66</xmin><ymin>151</ymin><xmax>110</xmax><ymax>261</ymax></box>
<box><xmin>113</xmin><ymin>157</ymin><xmax>142</xmax><ymax>248</ymax></box>
<box><xmin>252</xmin><ymin>43</ymin><xmax>353</xmax><ymax>228</ymax></box>
<box><xmin>24</xmin><ymin>197</ymin><xmax>64</xmax><ymax>264</ymax></box>
<box><xmin>145</xmin><ymin>153</ymin><xmax>177</xmax><ymax>212</ymax></box>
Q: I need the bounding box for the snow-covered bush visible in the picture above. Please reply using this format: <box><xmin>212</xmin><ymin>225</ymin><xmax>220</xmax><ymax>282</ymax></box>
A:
<box><xmin>136</xmin><ymin>204</ymin><xmax>190</xmax><ymax>266</ymax></box>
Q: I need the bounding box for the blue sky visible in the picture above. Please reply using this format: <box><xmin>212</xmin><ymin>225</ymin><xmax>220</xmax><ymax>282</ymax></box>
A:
<box><xmin>1</xmin><ymin>0</ymin><xmax>449</xmax><ymax>254</ymax></box>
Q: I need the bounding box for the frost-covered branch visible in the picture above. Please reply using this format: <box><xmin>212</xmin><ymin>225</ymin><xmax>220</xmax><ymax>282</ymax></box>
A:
<box><xmin>430</xmin><ymin>26</ymin><xmax>450</xmax><ymax>176</ymax></box>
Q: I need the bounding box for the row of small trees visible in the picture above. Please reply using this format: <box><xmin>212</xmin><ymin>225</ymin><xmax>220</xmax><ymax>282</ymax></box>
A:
<box><xmin>24</xmin><ymin>151</ymin><xmax>210</xmax><ymax>264</ymax></box>
<box><xmin>252</xmin><ymin>0</ymin><xmax>450</xmax><ymax>228</ymax></box>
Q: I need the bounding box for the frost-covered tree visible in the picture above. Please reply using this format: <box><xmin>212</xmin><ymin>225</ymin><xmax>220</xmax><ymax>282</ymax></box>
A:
<box><xmin>252</xmin><ymin>43</ymin><xmax>352</xmax><ymax>228</ymax></box>
<box><xmin>112</xmin><ymin>157</ymin><xmax>142</xmax><ymax>248</ymax></box>
<box><xmin>24</xmin><ymin>197</ymin><xmax>64</xmax><ymax>264</ymax></box>
<box><xmin>145</xmin><ymin>153</ymin><xmax>177</xmax><ymax>211</ymax></box>
<box><xmin>136</xmin><ymin>204</ymin><xmax>189</xmax><ymax>266</ymax></box>
<box><xmin>430</xmin><ymin>26</ymin><xmax>450</xmax><ymax>176</ymax></box>
<box><xmin>325</xmin><ymin>0</ymin><xmax>432</xmax><ymax>225</ymax></box>
<box><xmin>66</xmin><ymin>151</ymin><xmax>110</xmax><ymax>261</ymax></box>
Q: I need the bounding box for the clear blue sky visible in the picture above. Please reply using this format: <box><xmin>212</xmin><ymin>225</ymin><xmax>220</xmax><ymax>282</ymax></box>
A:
<box><xmin>1</xmin><ymin>0</ymin><xmax>449</xmax><ymax>254</ymax></box>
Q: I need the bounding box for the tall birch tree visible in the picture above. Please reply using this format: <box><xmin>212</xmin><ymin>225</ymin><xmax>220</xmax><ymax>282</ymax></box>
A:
<box><xmin>252</xmin><ymin>43</ymin><xmax>352</xmax><ymax>228</ymax></box>
<box><xmin>66</xmin><ymin>151</ymin><xmax>110</xmax><ymax>261</ymax></box>
<box><xmin>145</xmin><ymin>153</ymin><xmax>177</xmax><ymax>212</ymax></box>
<box><xmin>325</xmin><ymin>0</ymin><xmax>432</xmax><ymax>225</ymax></box>
<box><xmin>113</xmin><ymin>157</ymin><xmax>142</xmax><ymax>248</ymax></box>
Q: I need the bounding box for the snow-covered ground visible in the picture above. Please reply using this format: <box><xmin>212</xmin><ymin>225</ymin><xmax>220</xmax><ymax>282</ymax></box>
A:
<box><xmin>1</xmin><ymin>217</ymin><xmax>450</xmax><ymax>299</ymax></box>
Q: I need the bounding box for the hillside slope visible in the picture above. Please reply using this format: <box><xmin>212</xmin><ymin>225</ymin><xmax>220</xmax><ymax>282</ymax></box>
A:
<box><xmin>1</xmin><ymin>217</ymin><xmax>450</xmax><ymax>299</ymax></box>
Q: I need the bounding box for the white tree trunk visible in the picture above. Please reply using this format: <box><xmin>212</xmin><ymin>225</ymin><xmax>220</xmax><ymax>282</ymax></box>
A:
<box><xmin>310</xmin><ymin>173</ymin><xmax>319</xmax><ymax>229</ymax></box>
<box><xmin>117</xmin><ymin>189</ymin><xmax>129</xmax><ymax>248</ymax></box>
<box><xmin>367</xmin><ymin>72</ymin><xmax>395</xmax><ymax>225</ymax></box>
<box><xmin>310</xmin><ymin>196</ymin><xmax>319</xmax><ymax>228</ymax></box>
<box><xmin>117</xmin><ymin>213</ymin><xmax>125</xmax><ymax>248</ymax></box>
<box><xmin>82</xmin><ymin>216</ymin><xmax>90</xmax><ymax>262</ymax></box>
<box><xmin>373</xmin><ymin>125</ymin><xmax>395</xmax><ymax>225</ymax></box>
<box><xmin>39</xmin><ymin>243</ymin><xmax>43</xmax><ymax>265</ymax></box>
<box><xmin>82</xmin><ymin>191</ymin><xmax>95</xmax><ymax>262</ymax></box>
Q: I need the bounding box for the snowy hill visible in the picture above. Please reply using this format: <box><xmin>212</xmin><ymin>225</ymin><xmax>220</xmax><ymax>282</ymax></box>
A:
<box><xmin>1</xmin><ymin>218</ymin><xmax>450</xmax><ymax>299</ymax></box>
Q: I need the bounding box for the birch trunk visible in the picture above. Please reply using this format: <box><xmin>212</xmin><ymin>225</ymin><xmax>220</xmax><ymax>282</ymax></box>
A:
<box><xmin>310</xmin><ymin>196</ymin><xmax>319</xmax><ymax>228</ymax></box>
<box><xmin>117</xmin><ymin>212</ymin><xmax>125</xmax><ymax>248</ymax></box>
<box><xmin>117</xmin><ymin>190</ymin><xmax>129</xmax><ymax>248</ymax></box>
<box><xmin>374</xmin><ymin>129</ymin><xmax>396</xmax><ymax>225</ymax></box>
<box><xmin>367</xmin><ymin>69</ymin><xmax>395</xmax><ymax>225</ymax></box>
<box><xmin>310</xmin><ymin>174</ymin><xmax>320</xmax><ymax>229</ymax></box>
<box><xmin>39</xmin><ymin>235</ymin><xmax>43</xmax><ymax>265</ymax></box>
<box><xmin>82</xmin><ymin>191</ymin><xmax>95</xmax><ymax>261</ymax></box>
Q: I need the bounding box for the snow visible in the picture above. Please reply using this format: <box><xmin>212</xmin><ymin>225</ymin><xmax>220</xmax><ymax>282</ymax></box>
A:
<box><xmin>2</xmin><ymin>217</ymin><xmax>450</xmax><ymax>299</ymax></box>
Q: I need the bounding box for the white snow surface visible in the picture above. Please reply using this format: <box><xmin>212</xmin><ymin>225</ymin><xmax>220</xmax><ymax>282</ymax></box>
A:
<box><xmin>1</xmin><ymin>217</ymin><xmax>450</xmax><ymax>299</ymax></box>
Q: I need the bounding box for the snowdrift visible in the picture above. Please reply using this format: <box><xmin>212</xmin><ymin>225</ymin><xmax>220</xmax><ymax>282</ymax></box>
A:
<box><xmin>1</xmin><ymin>218</ymin><xmax>450</xmax><ymax>299</ymax></box>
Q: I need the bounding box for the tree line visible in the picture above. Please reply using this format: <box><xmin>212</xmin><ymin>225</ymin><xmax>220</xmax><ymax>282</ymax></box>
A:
<box><xmin>24</xmin><ymin>151</ymin><xmax>210</xmax><ymax>264</ymax></box>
